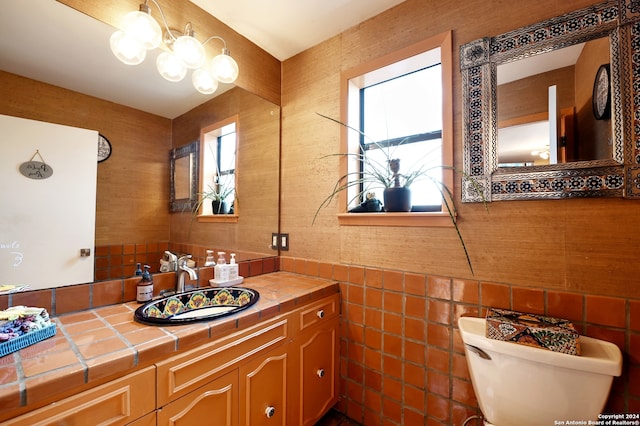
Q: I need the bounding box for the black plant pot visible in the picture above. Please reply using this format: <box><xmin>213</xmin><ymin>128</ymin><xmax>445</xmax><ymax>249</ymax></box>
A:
<box><xmin>383</xmin><ymin>186</ymin><xmax>411</xmax><ymax>212</ymax></box>
<box><xmin>212</xmin><ymin>200</ymin><xmax>229</xmax><ymax>214</ymax></box>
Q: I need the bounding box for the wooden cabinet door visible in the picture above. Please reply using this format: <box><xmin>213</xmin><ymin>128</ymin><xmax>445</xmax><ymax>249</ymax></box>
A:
<box><xmin>299</xmin><ymin>317</ymin><xmax>339</xmax><ymax>426</ymax></box>
<box><xmin>3</xmin><ymin>367</ymin><xmax>155</xmax><ymax>426</ymax></box>
<box><xmin>157</xmin><ymin>369</ymin><xmax>238</xmax><ymax>426</ymax></box>
<box><xmin>239</xmin><ymin>346</ymin><xmax>288</xmax><ymax>426</ymax></box>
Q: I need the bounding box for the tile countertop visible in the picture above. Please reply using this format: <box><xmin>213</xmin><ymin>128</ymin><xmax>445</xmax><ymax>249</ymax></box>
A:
<box><xmin>0</xmin><ymin>272</ymin><xmax>340</xmax><ymax>421</ymax></box>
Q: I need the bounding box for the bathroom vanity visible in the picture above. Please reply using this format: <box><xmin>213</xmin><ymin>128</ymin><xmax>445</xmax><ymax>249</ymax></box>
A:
<box><xmin>0</xmin><ymin>272</ymin><xmax>340</xmax><ymax>426</ymax></box>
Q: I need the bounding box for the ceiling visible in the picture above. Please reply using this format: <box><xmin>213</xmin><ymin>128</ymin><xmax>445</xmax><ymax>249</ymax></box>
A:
<box><xmin>0</xmin><ymin>0</ymin><xmax>405</xmax><ymax>119</ymax></box>
<box><xmin>190</xmin><ymin>0</ymin><xmax>407</xmax><ymax>61</ymax></box>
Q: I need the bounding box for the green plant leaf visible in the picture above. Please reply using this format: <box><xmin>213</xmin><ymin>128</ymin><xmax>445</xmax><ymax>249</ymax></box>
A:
<box><xmin>314</xmin><ymin>113</ymin><xmax>489</xmax><ymax>275</ymax></box>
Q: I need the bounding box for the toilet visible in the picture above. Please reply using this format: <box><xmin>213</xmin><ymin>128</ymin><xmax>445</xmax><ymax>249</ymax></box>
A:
<box><xmin>458</xmin><ymin>316</ymin><xmax>622</xmax><ymax>426</ymax></box>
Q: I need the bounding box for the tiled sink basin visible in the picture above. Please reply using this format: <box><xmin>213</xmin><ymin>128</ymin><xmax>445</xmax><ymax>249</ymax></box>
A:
<box><xmin>134</xmin><ymin>287</ymin><xmax>260</xmax><ymax>325</ymax></box>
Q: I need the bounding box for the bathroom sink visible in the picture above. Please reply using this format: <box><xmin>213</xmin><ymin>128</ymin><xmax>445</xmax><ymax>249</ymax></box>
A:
<box><xmin>134</xmin><ymin>287</ymin><xmax>260</xmax><ymax>325</ymax></box>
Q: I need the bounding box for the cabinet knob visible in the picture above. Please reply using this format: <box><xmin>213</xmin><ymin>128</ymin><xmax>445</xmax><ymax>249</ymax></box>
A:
<box><xmin>317</xmin><ymin>368</ymin><xmax>325</xmax><ymax>378</ymax></box>
<box><xmin>265</xmin><ymin>406</ymin><xmax>276</xmax><ymax>418</ymax></box>
<box><xmin>317</xmin><ymin>309</ymin><xmax>325</xmax><ymax>319</ymax></box>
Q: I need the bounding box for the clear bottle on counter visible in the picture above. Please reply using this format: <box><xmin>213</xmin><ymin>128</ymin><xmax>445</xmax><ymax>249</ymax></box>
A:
<box><xmin>214</xmin><ymin>252</ymin><xmax>229</xmax><ymax>282</ymax></box>
<box><xmin>204</xmin><ymin>250</ymin><xmax>215</xmax><ymax>266</ymax></box>
<box><xmin>229</xmin><ymin>253</ymin><xmax>238</xmax><ymax>280</ymax></box>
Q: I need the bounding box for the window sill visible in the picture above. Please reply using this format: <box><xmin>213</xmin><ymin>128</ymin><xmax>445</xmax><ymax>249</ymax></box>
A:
<box><xmin>197</xmin><ymin>214</ymin><xmax>239</xmax><ymax>223</ymax></box>
<box><xmin>337</xmin><ymin>212</ymin><xmax>455</xmax><ymax>227</ymax></box>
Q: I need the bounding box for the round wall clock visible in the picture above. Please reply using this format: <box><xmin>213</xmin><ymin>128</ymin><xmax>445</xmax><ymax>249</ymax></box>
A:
<box><xmin>97</xmin><ymin>133</ymin><xmax>112</xmax><ymax>162</ymax></box>
<box><xmin>592</xmin><ymin>64</ymin><xmax>611</xmax><ymax>120</ymax></box>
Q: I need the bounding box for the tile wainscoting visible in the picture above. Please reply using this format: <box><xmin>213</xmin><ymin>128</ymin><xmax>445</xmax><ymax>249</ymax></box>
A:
<box><xmin>279</xmin><ymin>256</ymin><xmax>639</xmax><ymax>426</ymax></box>
<box><xmin>1</xmin><ymin>253</ymin><xmax>636</xmax><ymax>425</ymax></box>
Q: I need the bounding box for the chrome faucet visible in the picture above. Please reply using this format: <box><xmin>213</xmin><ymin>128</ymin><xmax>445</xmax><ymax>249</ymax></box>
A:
<box><xmin>177</xmin><ymin>255</ymin><xmax>198</xmax><ymax>293</ymax></box>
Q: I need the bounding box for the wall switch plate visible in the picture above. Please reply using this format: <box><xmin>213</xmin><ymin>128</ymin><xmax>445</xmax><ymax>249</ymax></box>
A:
<box><xmin>280</xmin><ymin>233</ymin><xmax>289</xmax><ymax>251</ymax></box>
<box><xmin>270</xmin><ymin>233</ymin><xmax>289</xmax><ymax>251</ymax></box>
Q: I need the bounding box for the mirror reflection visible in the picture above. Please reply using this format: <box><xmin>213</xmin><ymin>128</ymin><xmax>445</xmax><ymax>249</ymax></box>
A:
<box><xmin>170</xmin><ymin>140</ymin><xmax>199</xmax><ymax>213</ymax></box>
<box><xmin>174</xmin><ymin>158</ymin><xmax>191</xmax><ymax>200</ymax></box>
<box><xmin>497</xmin><ymin>37</ymin><xmax>612</xmax><ymax>167</ymax></box>
<box><xmin>0</xmin><ymin>0</ymin><xmax>281</xmax><ymax>285</ymax></box>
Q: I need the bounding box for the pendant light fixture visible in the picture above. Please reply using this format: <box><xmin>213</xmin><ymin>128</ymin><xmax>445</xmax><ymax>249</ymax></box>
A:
<box><xmin>110</xmin><ymin>0</ymin><xmax>239</xmax><ymax>94</ymax></box>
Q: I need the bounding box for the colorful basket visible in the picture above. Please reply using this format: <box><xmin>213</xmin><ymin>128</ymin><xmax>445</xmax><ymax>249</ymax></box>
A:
<box><xmin>0</xmin><ymin>324</ymin><xmax>57</xmax><ymax>357</ymax></box>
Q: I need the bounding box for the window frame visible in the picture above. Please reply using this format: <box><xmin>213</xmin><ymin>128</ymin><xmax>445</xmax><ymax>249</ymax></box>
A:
<box><xmin>196</xmin><ymin>115</ymin><xmax>240</xmax><ymax>223</ymax></box>
<box><xmin>338</xmin><ymin>30</ymin><xmax>454</xmax><ymax>227</ymax></box>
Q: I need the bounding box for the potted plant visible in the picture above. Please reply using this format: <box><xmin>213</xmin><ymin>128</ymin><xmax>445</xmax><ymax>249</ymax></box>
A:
<box><xmin>193</xmin><ymin>142</ymin><xmax>236</xmax><ymax>215</ymax></box>
<box><xmin>314</xmin><ymin>113</ymin><xmax>485</xmax><ymax>274</ymax></box>
<box><xmin>204</xmin><ymin>182</ymin><xmax>234</xmax><ymax>214</ymax></box>
<box><xmin>198</xmin><ymin>178</ymin><xmax>235</xmax><ymax>214</ymax></box>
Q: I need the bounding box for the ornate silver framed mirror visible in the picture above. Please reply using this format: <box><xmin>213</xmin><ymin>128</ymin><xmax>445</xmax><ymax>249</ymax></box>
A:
<box><xmin>460</xmin><ymin>0</ymin><xmax>640</xmax><ymax>202</ymax></box>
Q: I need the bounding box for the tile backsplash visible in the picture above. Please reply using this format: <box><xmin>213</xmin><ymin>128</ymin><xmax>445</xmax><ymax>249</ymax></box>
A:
<box><xmin>0</xmin><ymin>255</ymin><xmax>278</xmax><ymax>316</ymax></box>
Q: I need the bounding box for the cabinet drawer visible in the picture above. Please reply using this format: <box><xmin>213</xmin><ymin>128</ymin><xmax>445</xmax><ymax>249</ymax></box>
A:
<box><xmin>4</xmin><ymin>366</ymin><xmax>155</xmax><ymax>426</ymax></box>
<box><xmin>298</xmin><ymin>294</ymin><xmax>339</xmax><ymax>333</ymax></box>
<box><xmin>157</xmin><ymin>316</ymin><xmax>289</xmax><ymax>406</ymax></box>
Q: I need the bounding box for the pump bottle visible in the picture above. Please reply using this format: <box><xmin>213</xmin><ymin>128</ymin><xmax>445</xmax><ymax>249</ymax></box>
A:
<box><xmin>204</xmin><ymin>250</ymin><xmax>215</xmax><ymax>266</ymax></box>
<box><xmin>136</xmin><ymin>265</ymin><xmax>154</xmax><ymax>303</ymax></box>
<box><xmin>214</xmin><ymin>252</ymin><xmax>229</xmax><ymax>282</ymax></box>
<box><xmin>229</xmin><ymin>253</ymin><xmax>239</xmax><ymax>280</ymax></box>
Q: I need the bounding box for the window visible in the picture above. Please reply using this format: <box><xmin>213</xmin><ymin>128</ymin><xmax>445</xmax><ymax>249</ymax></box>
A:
<box><xmin>361</xmin><ymin>64</ymin><xmax>443</xmax><ymax>210</ymax></box>
<box><xmin>339</xmin><ymin>31</ymin><xmax>453</xmax><ymax>227</ymax></box>
<box><xmin>198</xmin><ymin>117</ymin><xmax>238</xmax><ymax>220</ymax></box>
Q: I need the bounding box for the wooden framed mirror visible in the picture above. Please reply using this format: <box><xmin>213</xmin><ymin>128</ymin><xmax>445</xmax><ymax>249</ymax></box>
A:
<box><xmin>170</xmin><ymin>140</ymin><xmax>199</xmax><ymax>212</ymax></box>
<box><xmin>460</xmin><ymin>0</ymin><xmax>640</xmax><ymax>202</ymax></box>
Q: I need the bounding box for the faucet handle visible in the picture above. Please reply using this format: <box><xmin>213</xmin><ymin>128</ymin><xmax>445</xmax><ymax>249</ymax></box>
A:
<box><xmin>178</xmin><ymin>254</ymin><xmax>192</xmax><ymax>266</ymax></box>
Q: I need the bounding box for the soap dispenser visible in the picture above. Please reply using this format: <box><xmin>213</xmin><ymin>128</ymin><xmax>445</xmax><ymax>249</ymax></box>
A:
<box><xmin>229</xmin><ymin>253</ymin><xmax>239</xmax><ymax>280</ymax></box>
<box><xmin>214</xmin><ymin>252</ymin><xmax>229</xmax><ymax>282</ymax></box>
<box><xmin>204</xmin><ymin>250</ymin><xmax>215</xmax><ymax>266</ymax></box>
<box><xmin>136</xmin><ymin>265</ymin><xmax>154</xmax><ymax>303</ymax></box>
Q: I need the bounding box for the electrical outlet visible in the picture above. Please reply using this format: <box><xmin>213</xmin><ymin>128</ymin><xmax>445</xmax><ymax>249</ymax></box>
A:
<box><xmin>271</xmin><ymin>233</ymin><xmax>279</xmax><ymax>250</ymax></box>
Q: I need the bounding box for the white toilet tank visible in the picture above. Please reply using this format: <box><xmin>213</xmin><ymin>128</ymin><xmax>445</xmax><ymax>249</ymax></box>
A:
<box><xmin>458</xmin><ymin>316</ymin><xmax>622</xmax><ymax>426</ymax></box>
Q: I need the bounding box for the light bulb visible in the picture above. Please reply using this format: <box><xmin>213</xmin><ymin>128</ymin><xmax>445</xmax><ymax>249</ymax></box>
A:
<box><xmin>192</xmin><ymin>68</ymin><xmax>218</xmax><ymax>94</ymax></box>
<box><xmin>121</xmin><ymin>9</ymin><xmax>162</xmax><ymax>50</ymax></box>
<box><xmin>211</xmin><ymin>49</ymin><xmax>239</xmax><ymax>83</ymax></box>
<box><xmin>173</xmin><ymin>35</ymin><xmax>205</xmax><ymax>69</ymax></box>
<box><xmin>110</xmin><ymin>30</ymin><xmax>146</xmax><ymax>65</ymax></box>
<box><xmin>156</xmin><ymin>52</ymin><xmax>187</xmax><ymax>82</ymax></box>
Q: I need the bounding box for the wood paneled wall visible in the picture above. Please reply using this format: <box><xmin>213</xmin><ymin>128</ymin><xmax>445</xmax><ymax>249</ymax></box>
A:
<box><xmin>280</xmin><ymin>0</ymin><xmax>639</xmax><ymax>300</ymax></box>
